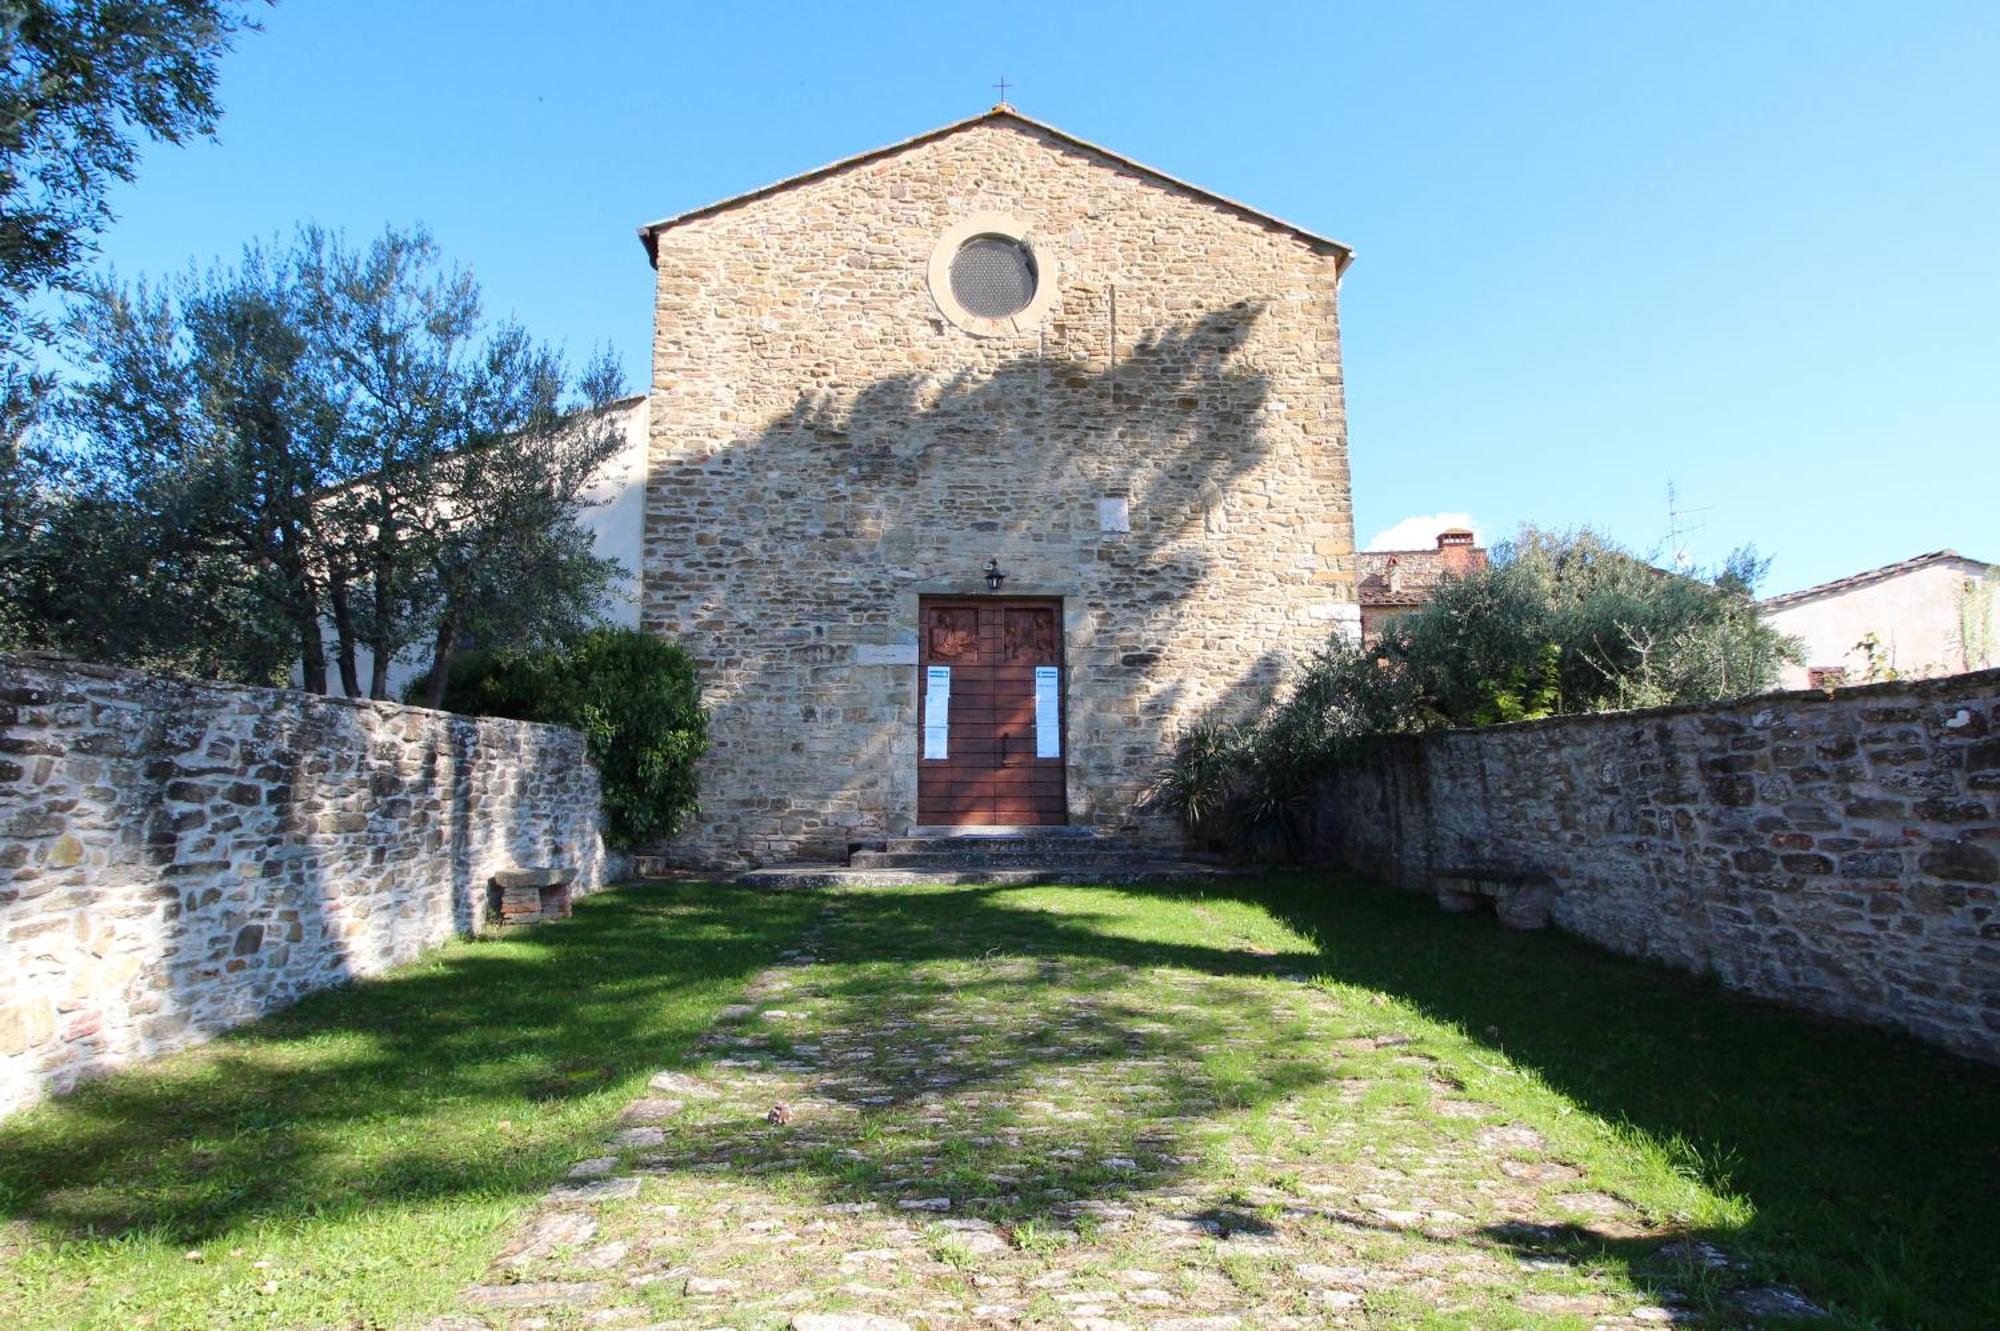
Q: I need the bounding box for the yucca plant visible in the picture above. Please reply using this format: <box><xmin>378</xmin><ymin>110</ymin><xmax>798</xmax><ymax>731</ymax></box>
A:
<box><xmin>1142</xmin><ymin>723</ymin><xmax>1245</xmax><ymax>849</ymax></box>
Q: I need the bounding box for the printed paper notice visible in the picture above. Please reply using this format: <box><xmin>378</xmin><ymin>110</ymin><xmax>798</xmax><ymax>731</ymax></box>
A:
<box><xmin>923</xmin><ymin>665</ymin><xmax>951</xmax><ymax>760</ymax></box>
<box><xmin>1034</xmin><ymin>666</ymin><xmax>1061</xmax><ymax>759</ymax></box>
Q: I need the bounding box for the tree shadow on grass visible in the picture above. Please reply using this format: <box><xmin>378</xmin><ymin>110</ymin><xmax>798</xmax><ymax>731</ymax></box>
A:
<box><xmin>0</xmin><ymin>886</ymin><xmax>821</xmax><ymax>1245</ymax></box>
<box><xmin>1219</xmin><ymin>871</ymin><xmax>2000</xmax><ymax>1330</ymax></box>
<box><xmin>670</xmin><ymin>876</ymin><xmax>1994</xmax><ymax>1328</ymax></box>
<box><xmin>7</xmin><ymin>875</ymin><xmax>1994</xmax><ymax>1330</ymax></box>
<box><xmin>0</xmin><ymin>879</ymin><xmax>1334</xmax><ymax>1255</ymax></box>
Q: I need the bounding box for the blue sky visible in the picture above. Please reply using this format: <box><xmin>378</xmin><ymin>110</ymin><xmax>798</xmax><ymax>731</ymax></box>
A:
<box><xmin>91</xmin><ymin>1</ymin><xmax>1998</xmax><ymax>595</ymax></box>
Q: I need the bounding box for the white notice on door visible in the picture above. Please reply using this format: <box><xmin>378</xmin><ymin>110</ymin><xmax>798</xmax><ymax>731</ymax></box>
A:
<box><xmin>1034</xmin><ymin>665</ymin><xmax>1060</xmax><ymax>759</ymax></box>
<box><xmin>923</xmin><ymin>665</ymin><xmax>950</xmax><ymax>760</ymax></box>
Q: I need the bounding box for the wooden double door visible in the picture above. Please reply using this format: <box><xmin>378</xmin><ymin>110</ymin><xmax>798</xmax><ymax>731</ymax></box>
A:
<box><xmin>917</xmin><ymin>597</ymin><xmax>1067</xmax><ymax>827</ymax></box>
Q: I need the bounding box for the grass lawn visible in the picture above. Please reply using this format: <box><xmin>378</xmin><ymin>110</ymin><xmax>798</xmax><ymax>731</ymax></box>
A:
<box><xmin>3</xmin><ymin>875</ymin><xmax>1995</xmax><ymax>1330</ymax></box>
<box><xmin>1246</xmin><ymin>875</ymin><xmax>2000</xmax><ymax>1330</ymax></box>
<box><xmin>0</xmin><ymin>884</ymin><xmax>820</xmax><ymax>1331</ymax></box>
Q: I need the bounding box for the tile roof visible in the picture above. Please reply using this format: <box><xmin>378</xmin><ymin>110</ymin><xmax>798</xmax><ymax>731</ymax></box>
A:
<box><xmin>1759</xmin><ymin>550</ymin><xmax>1990</xmax><ymax>610</ymax></box>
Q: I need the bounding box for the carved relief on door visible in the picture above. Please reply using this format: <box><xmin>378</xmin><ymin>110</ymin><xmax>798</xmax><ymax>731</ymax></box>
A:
<box><xmin>1003</xmin><ymin>607</ymin><xmax>1058</xmax><ymax>663</ymax></box>
<box><xmin>927</xmin><ymin>608</ymin><xmax>980</xmax><ymax>662</ymax></box>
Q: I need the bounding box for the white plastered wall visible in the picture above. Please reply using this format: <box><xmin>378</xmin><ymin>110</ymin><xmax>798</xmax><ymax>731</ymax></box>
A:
<box><xmin>305</xmin><ymin>396</ymin><xmax>650</xmax><ymax>699</ymax></box>
<box><xmin>1764</xmin><ymin>558</ymin><xmax>1997</xmax><ymax>688</ymax></box>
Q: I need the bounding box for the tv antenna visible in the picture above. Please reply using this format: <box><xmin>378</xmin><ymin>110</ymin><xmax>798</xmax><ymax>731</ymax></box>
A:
<box><xmin>1666</xmin><ymin>480</ymin><xmax>1712</xmax><ymax>572</ymax></box>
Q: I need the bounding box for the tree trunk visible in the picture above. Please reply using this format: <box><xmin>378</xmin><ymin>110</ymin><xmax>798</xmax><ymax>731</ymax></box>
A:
<box><xmin>422</xmin><ymin>613</ymin><xmax>458</xmax><ymax>710</ymax></box>
<box><xmin>367</xmin><ymin>550</ymin><xmax>394</xmax><ymax>700</ymax></box>
<box><xmin>295</xmin><ymin>602</ymin><xmax>328</xmax><ymax>695</ymax></box>
<box><xmin>328</xmin><ymin>573</ymin><xmax>361</xmax><ymax>697</ymax></box>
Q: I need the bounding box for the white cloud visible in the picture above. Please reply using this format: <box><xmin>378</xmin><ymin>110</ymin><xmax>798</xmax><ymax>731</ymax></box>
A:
<box><xmin>1365</xmin><ymin>512</ymin><xmax>1483</xmax><ymax>552</ymax></box>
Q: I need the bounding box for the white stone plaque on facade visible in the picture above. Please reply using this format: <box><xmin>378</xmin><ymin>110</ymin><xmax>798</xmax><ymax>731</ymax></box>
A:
<box><xmin>1034</xmin><ymin>666</ymin><xmax>1060</xmax><ymax>758</ymax></box>
<box><xmin>923</xmin><ymin>666</ymin><xmax>950</xmax><ymax>760</ymax></box>
<box><xmin>1098</xmin><ymin>497</ymin><xmax>1131</xmax><ymax>534</ymax></box>
<box><xmin>855</xmin><ymin>642</ymin><xmax>919</xmax><ymax>666</ymax></box>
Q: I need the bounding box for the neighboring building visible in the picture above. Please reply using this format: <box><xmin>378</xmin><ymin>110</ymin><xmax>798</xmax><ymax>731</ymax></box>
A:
<box><xmin>318</xmin><ymin>394</ymin><xmax>651</xmax><ymax>699</ymax></box>
<box><xmin>1760</xmin><ymin>550</ymin><xmax>1997</xmax><ymax>689</ymax></box>
<box><xmin>1356</xmin><ymin>528</ymin><xmax>1487</xmax><ymax>642</ymax></box>
<box><xmin>638</xmin><ymin>106</ymin><xmax>1360</xmax><ymax>865</ymax></box>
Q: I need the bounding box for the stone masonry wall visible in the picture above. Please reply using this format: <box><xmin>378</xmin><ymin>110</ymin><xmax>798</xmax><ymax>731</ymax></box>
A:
<box><xmin>1311</xmin><ymin>670</ymin><xmax>2000</xmax><ymax>1062</ymax></box>
<box><xmin>644</xmin><ymin>118</ymin><xmax>1357</xmax><ymax>865</ymax></box>
<box><xmin>0</xmin><ymin>656</ymin><xmax>606</xmax><ymax>1118</ymax></box>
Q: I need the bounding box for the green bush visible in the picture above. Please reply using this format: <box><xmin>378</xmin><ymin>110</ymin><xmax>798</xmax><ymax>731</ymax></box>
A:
<box><xmin>422</xmin><ymin>629</ymin><xmax>707</xmax><ymax>848</ymax></box>
<box><xmin>1151</xmin><ymin>525</ymin><xmax>1802</xmax><ymax>859</ymax></box>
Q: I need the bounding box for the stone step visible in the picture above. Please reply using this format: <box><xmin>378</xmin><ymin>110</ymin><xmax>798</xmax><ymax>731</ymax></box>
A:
<box><xmin>849</xmin><ymin>847</ymin><xmax>1168</xmax><ymax>869</ymax></box>
<box><xmin>905</xmin><ymin>825</ymin><xmax>1098</xmax><ymax>840</ymax></box>
<box><xmin>878</xmin><ymin>832</ymin><xmax>1152</xmax><ymax>853</ymax></box>
<box><xmin>735</xmin><ymin>862</ymin><xmax>1253</xmax><ymax>891</ymax></box>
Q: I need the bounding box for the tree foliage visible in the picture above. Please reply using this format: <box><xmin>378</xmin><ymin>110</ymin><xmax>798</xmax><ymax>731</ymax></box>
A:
<box><xmin>1148</xmin><ymin>525</ymin><xmax>1802</xmax><ymax>857</ymax></box>
<box><xmin>11</xmin><ymin>224</ymin><xmax>628</xmax><ymax>693</ymax></box>
<box><xmin>426</xmin><ymin>628</ymin><xmax>708</xmax><ymax>849</ymax></box>
<box><xmin>0</xmin><ymin>1</ymin><xmax>262</xmax><ymax>371</ymax></box>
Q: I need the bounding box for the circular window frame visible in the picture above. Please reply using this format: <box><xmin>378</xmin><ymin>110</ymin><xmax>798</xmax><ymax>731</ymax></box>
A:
<box><xmin>927</xmin><ymin>212</ymin><xmax>1057</xmax><ymax>337</ymax></box>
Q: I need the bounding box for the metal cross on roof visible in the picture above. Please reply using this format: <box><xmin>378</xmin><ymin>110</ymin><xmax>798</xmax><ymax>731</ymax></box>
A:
<box><xmin>993</xmin><ymin>77</ymin><xmax>1012</xmax><ymax>104</ymax></box>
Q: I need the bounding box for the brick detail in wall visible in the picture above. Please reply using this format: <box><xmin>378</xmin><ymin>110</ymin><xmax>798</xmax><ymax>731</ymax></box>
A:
<box><xmin>0</xmin><ymin>656</ymin><xmax>606</xmax><ymax>1118</ymax></box>
<box><xmin>1311</xmin><ymin>669</ymin><xmax>2000</xmax><ymax>1063</ymax></box>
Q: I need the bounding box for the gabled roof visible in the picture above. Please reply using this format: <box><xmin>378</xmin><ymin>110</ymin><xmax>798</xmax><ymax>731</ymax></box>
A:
<box><xmin>636</xmin><ymin>105</ymin><xmax>1354</xmax><ymax>272</ymax></box>
<box><xmin>1760</xmin><ymin>549</ymin><xmax>1991</xmax><ymax>610</ymax></box>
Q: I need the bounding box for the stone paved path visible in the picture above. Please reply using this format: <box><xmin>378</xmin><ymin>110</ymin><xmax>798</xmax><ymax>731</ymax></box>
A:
<box><xmin>432</xmin><ymin>888</ymin><xmax>1818</xmax><ymax>1330</ymax></box>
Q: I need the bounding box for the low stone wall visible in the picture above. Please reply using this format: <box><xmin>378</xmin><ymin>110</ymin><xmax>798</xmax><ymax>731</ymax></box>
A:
<box><xmin>0</xmin><ymin>656</ymin><xmax>607</xmax><ymax>1117</ymax></box>
<box><xmin>1311</xmin><ymin>669</ymin><xmax>2000</xmax><ymax>1062</ymax></box>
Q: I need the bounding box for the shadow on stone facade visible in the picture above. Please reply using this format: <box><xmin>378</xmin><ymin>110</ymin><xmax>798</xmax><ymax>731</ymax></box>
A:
<box><xmin>646</xmin><ymin>302</ymin><xmax>1356</xmax><ymax>864</ymax></box>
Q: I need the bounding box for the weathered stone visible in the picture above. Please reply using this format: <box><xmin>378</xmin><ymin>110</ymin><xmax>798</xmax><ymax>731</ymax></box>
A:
<box><xmin>648</xmin><ymin>1070</ymin><xmax>720</xmax><ymax>1098</ymax></box>
<box><xmin>1313</xmin><ymin>667</ymin><xmax>2000</xmax><ymax>1063</ymax></box>
<box><xmin>1494</xmin><ymin>881</ymin><xmax>1554</xmax><ymax>931</ymax></box>
<box><xmin>641</xmin><ymin>111</ymin><xmax>1360</xmax><ymax>867</ymax></box>
<box><xmin>493</xmin><ymin>868</ymin><xmax>576</xmax><ymax>890</ymax></box>
<box><xmin>463</xmin><ymin>1281</ymin><xmax>609</xmax><ymax>1308</ymax></box>
<box><xmin>546</xmin><ymin>1177</ymin><xmax>641</xmax><ymax>1204</ymax></box>
<box><xmin>1725</xmin><ymin>1287</ymin><xmax>1826</xmax><ymax>1319</ymax></box>
<box><xmin>791</xmin><ymin>1316</ymin><xmax>914</xmax><ymax>1331</ymax></box>
<box><xmin>1919</xmin><ymin>841</ymin><xmax>1998</xmax><ymax>883</ymax></box>
<box><xmin>498</xmin><ymin>1209</ymin><xmax>598</xmax><ymax>1266</ymax></box>
<box><xmin>0</xmin><ymin>656</ymin><xmax>606</xmax><ymax>1119</ymax></box>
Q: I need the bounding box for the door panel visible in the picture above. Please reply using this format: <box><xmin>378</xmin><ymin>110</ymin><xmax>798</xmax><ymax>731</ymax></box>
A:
<box><xmin>917</xmin><ymin>597</ymin><xmax>1065</xmax><ymax>827</ymax></box>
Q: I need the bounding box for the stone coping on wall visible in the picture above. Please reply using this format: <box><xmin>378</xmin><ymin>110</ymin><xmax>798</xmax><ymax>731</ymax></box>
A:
<box><xmin>1412</xmin><ymin>666</ymin><xmax>2000</xmax><ymax>741</ymax></box>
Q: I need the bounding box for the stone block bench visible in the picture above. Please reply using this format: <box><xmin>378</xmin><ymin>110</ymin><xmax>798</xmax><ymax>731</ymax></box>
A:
<box><xmin>490</xmin><ymin>868</ymin><xmax>578</xmax><ymax>927</ymax></box>
<box><xmin>1433</xmin><ymin>869</ymin><xmax>1555</xmax><ymax>931</ymax></box>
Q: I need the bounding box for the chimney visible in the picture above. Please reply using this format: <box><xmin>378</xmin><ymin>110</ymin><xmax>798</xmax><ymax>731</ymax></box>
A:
<box><xmin>1436</xmin><ymin>528</ymin><xmax>1482</xmax><ymax>576</ymax></box>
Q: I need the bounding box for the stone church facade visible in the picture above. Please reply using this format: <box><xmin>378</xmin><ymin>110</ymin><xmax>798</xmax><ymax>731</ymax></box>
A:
<box><xmin>638</xmin><ymin>108</ymin><xmax>1359</xmax><ymax>866</ymax></box>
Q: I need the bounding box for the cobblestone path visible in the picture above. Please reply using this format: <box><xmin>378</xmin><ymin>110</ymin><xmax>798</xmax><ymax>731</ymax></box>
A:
<box><xmin>432</xmin><ymin>886</ymin><xmax>1817</xmax><ymax>1330</ymax></box>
